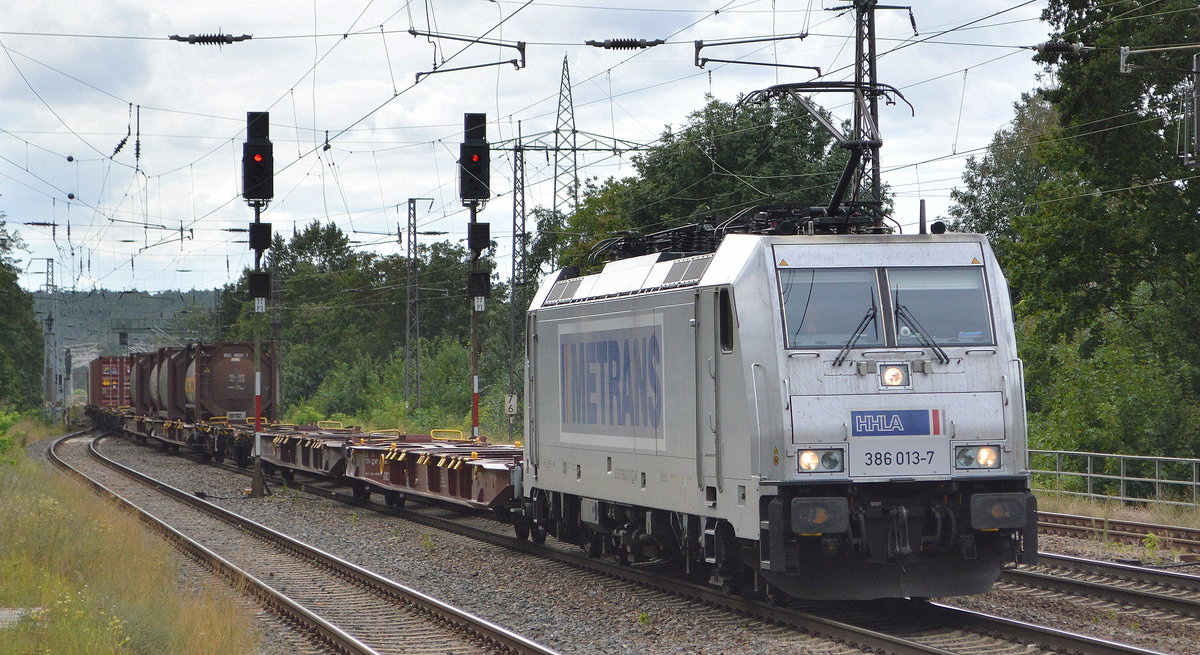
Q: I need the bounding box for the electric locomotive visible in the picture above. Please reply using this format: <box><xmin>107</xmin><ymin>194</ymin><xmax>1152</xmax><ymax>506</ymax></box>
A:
<box><xmin>513</xmin><ymin>205</ymin><xmax>1036</xmax><ymax>600</ymax></box>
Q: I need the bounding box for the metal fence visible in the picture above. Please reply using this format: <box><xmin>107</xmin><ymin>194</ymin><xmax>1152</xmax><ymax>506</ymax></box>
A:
<box><xmin>1029</xmin><ymin>450</ymin><xmax>1200</xmax><ymax>508</ymax></box>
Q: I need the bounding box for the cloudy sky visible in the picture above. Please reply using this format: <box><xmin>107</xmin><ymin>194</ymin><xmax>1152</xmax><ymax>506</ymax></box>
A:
<box><xmin>1</xmin><ymin>1</ymin><xmax>1051</xmax><ymax>294</ymax></box>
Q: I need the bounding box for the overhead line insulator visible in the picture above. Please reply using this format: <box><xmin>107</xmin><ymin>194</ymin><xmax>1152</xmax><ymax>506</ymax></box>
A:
<box><xmin>168</xmin><ymin>33</ymin><xmax>252</xmax><ymax>45</ymax></box>
<box><xmin>585</xmin><ymin>38</ymin><xmax>665</xmax><ymax>50</ymax></box>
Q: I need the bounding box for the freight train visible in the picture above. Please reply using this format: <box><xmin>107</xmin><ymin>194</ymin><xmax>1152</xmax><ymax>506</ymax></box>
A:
<box><xmin>88</xmin><ymin>202</ymin><xmax>1036</xmax><ymax>602</ymax></box>
<box><xmin>89</xmin><ymin>342</ymin><xmax>278</xmax><ymax>465</ymax></box>
<box><xmin>86</xmin><ymin>342</ymin><xmax>524</xmax><ymax>512</ymax></box>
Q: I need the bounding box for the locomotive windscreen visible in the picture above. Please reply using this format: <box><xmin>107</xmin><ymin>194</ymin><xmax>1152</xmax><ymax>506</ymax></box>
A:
<box><xmin>780</xmin><ymin>268</ymin><xmax>883</xmax><ymax>349</ymax></box>
<box><xmin>780</xmin><ymin>265</ymin><xmax>994</xmax><ymax>349</ymax></box>
<box><xmin>889</xmin><ymin>267</ymin><xmax>994</xmax><ymax>346</ymax></box>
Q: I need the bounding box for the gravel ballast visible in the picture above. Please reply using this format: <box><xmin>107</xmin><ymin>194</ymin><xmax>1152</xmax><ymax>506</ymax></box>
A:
<box><xmin>98</xmin><ymin>437</ymin><xmax>1200</xmax><ymax>655</ymax></box>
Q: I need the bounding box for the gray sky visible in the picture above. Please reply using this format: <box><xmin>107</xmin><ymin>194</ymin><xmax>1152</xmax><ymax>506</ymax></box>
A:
<box><xmin>1</xmin><ymin>1</ymin><xmax>1050</xmax><ymax>293</ymax></box>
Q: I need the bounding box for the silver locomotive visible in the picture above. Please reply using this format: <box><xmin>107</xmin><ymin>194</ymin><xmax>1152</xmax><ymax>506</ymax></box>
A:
<box><xmin>515</xmin><ymin>211</ymin><xmax>1036</xmax><ymax>600</ymax></box>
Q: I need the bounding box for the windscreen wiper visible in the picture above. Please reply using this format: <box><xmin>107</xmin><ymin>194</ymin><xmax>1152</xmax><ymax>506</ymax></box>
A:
<box><xmin>833</xmin><ymin>306</ymin><xmax>877</xmax><ymax>366</ymax></box>
<box><xmin>895</xmin><ymin>304</ymin><xmax>950</xmax><ymax>365</ymax></box>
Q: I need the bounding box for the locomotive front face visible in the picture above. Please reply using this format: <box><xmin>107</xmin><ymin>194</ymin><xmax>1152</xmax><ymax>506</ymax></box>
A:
<box><xmin>771</xmin><ymin>240</ymin><xmax>1023</xmax><ymax>483</ymax></box>
<box><xmin>750</xmin><ymin>235</ymin><xmax>1036</xmax><ymax>599</ymax></box>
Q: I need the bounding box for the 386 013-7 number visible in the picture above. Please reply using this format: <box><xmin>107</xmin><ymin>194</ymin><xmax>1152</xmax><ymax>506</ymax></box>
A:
<box><xmin>863</xmin><ymin>450</ymin><xmax>935</xmax><ymax>467</ymax></box>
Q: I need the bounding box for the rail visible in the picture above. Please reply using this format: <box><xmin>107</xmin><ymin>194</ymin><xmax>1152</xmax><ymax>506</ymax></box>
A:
<box><xmin>1029</xmin><ymin>449</ymin><xmax>1200</xmax><ymax>508</ymax></box>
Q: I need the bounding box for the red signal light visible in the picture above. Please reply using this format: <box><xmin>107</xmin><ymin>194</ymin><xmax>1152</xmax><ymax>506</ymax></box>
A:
<box><xmin>471</xmin><ymin>154</ymin><xmax>481</xmax><ymax>163</ymax></box>
<box><xmin>253</xmin><ymin>153</ymin><xmax>264</xmax><ymax>163</ymax></box>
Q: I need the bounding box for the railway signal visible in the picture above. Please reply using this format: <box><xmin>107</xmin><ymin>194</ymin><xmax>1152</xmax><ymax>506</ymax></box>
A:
<box><xmin>459</xmin><ymin>113</ymin><xmax>490</xmax><ymax>201</ymax></box>
<box><xmin>242</xmin><ymin>112</ymin><xmax>274</xmax><ymax>202</ymax></box>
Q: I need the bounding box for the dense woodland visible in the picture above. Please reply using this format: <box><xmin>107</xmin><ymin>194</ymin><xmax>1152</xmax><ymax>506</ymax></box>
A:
<box><xmin>5</xmin><ymin>2</ymin><xmax>1198</xmax><ymax>457</ymax></box>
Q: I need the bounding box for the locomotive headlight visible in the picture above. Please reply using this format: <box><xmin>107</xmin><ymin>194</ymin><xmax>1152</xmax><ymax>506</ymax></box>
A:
<box><xmin>955</xmin><ymin>445</ymin><xmax>1001</xmax><ymax>469</ymax></box>
<box><xmin>798</xmin><ymin>449</ymin><xmax>844</xmax><ymax>473</ymax></box>
<box><xmin>821</xmin><ymin>450</ymin><xmax>843</xmax><ymax>471</ymax></box>
<box><xmin>799</xmin><ymin>450</ymin><xmax>820</xmax><ymax>471</ymax></box>
<box><xmin>880</xmin><ymin>364</ymin><xmax>909</xmax><ymax>387</ymax></box>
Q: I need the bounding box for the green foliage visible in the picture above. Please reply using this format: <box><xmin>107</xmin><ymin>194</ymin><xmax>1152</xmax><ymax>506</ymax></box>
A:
<box><xmin>1020</xmin><ymin>306</ymin><xmax>1199</xmax><ymax>455</ymax></box>
<box><xmin>948</xmin><ymin>3</ymin><xmax>1200</xmax><ymax>457</ymax></box>
<box><xmin>0</xmin><ymin>220</ymin><xmax>44</xmax><ymax>411</ymax></box>
<box><xmin>0</xmin><ymin>409</ymin><xmax>21</xmax><ymax>458</ymax></box>
<box><xmin>948</xmin><ymin>93</ymin><xmax>1057</xmax><ymax>272</ymax></box>
<box><xmin>282</xmin><ymin>402</ymin><xmax>325</xmax><ymax>426</ymax></box>
<box><xmin>1</xmin><ymin>441</ymin><xmax>258</xmax><ymax>653</ymax></box>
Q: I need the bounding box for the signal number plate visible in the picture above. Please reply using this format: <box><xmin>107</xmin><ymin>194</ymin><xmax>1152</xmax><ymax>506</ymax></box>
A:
<box><xmin>849</xmin><ymin>437</ymin><xmax>948</xmax><ymax>477</ymax></box>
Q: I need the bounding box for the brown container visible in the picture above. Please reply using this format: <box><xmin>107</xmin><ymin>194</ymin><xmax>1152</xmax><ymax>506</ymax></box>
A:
<box><xmin>129</xmin><ymin>352</ymin><xmax>155</xmax><ymax>415</ymax></box>
<box><xmin>153</xmin><ymin>347</ymin><xmax>190</xmax><ymax>419</ymax></box>
<box><xmin>188</xmin><ymin>341</ymin><xmax>277</xmax><ymax>423</ymax></box>
<box><xmin>87</xmin><ymin>356</ymin><xmax>131</xmax><ymax>408</ymax></box>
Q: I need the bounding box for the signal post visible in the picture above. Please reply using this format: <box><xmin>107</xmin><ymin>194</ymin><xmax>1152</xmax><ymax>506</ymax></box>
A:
<box><xmin>460</xmin><ymin>114</ymin><xmax>491</xmax><ymax>441</ymax></box>
<box><xmin>243</xmin><ymin>111</ymin><xmax>274</xmax><ymax>498</ymax></box>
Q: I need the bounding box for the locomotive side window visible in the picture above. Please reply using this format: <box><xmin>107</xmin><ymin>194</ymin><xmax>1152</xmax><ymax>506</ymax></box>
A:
<box><xmin>780</xmin><ymin>268</ymin><xmax>882</xmax><ymax>349</ymax></box>
<box><xmin>719</xmin><ymin>288</ymin><xmax>734</xmax><ymax>353</ymax></box>
<box><xmin>888</xmin><ymin>267</ymin><xmax>994</xmax><ymax>346</ymax></box>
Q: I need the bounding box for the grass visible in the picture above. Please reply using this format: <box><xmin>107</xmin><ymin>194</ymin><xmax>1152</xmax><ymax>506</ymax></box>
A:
<box><xmin>1035</xmin><ymin>490</ymin><xmax>1200</xmax><ymax>530</ymax></box>
<box><xmin>0</xmin><ymin>419</ymin><xmax>260</xmax><ymax>654</ymax></box>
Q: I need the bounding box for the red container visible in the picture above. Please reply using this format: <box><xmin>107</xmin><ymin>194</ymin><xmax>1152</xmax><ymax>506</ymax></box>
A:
<box><xmin>88</xmin><ymin>356</ymin><xmax>131</xmax><ymax>408</ymax></box>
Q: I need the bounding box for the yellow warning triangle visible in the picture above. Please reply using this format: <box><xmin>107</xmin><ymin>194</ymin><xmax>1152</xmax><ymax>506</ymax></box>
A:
<box><xmin>971</xmin><ymin>257</ymin><xmax>980</xmax><ymax>264</ymax></box>
<box><xmin>772</xmin><ymin>445</ymin><xmax>780</xmax><ymax>455</ymax></box>
<box><xmin>779</xmin><ymin>259</ymin><xmax>789</xmax><ymax>266</ymax></box>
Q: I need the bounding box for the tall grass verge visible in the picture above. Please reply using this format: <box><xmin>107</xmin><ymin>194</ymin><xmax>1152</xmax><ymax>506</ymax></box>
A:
<box><xmin>0</xmin><ymin>421</ymin><xmax>260</xmax><ymax>654</ymax></box>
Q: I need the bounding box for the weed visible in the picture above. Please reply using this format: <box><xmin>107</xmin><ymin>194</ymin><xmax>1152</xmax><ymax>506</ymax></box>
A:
<box><xmin>349</xmin><ymin>512</ymin><xmax>360</xmax><ymax>526</ymax></box>
<box><xmin>419</xmin><ymin>533</ymin><xmax>436</xmax><ymax>552</ymax></box>
<box><xmin>0</xmin><ymin>432</ymin><xmax>259</xmax><ymax>654</ymax></box>
<box><xmin>637</xmin><ymin>612</ymin><xmax>652</xmax><ymax>626</ymax></box>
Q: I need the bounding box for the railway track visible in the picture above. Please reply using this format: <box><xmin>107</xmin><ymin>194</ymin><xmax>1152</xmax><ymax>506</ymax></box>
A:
<box><xmin>1000</xmin><ymin>552</ymin><xmax>1200</xmax><ymax>619</ymax></box>
<box><xmin>50</xmin><ymin>432</ymin><xmax>561</xmax><ymax>655</ymax></box>
<box><xmin>1039</xmin><ymin>512</ymin><xmax>1200</xmax><ymax>554</ymax></box>
<box><xmin>92</xmin><ymin>432</ymin><xmax>1174</xmax><ymax>655</ymax></box>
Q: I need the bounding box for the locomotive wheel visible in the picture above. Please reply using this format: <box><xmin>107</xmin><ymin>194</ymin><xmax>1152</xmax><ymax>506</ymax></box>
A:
<box><xmin>515</xmin><ymin>523</ymin><xmax>531</xmax><ymax>541</ymax></box>
<box><xmin>531</xmin><ymin>525</ymin><xmax>547</xmax><ymax>545</ymax></box>
<box><xmin>764</xmin><ymin>583</ymin><xmax>783</xmax><ymax>606</ymax></box>
<box><xmin>585</xmin><ymin>535</ymin><xmax>604</xmax><ymax>558</ymax></box>
<box><xmin>281</xmin><ymin>468</ymin><xmax>294</xmax><ymax>482</ymax></box>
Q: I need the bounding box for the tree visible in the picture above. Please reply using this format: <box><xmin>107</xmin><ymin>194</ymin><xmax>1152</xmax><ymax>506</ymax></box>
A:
<box><xmin>537</xmin><ymin>93</ymin><xmax>849</xmax><ymax>271</ymax></box>
<box><xmin>948</xmin><ymin>93</ymin><xmax>1058</xmax><ymax>270</ymax></box>
<box><xmin>949</xmin><ymin>2</ymin><xmax>1200</xmax><ymax>455</ymax></box>
<box><xmin>0</xmin><ymin>218</ymin><xmax>44</xmax><ymax>410</ymax></box>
